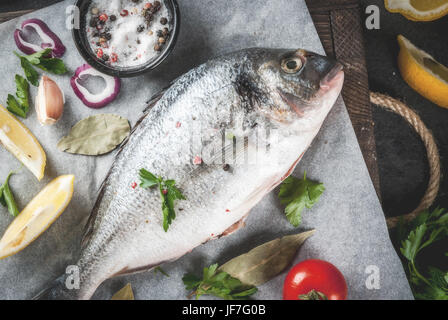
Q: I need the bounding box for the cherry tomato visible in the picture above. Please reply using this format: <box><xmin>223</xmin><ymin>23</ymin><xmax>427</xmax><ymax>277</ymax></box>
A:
<box><xmin>283</xmin><ymin>259</ymin><xmax>347</xmax><ymax>300</ymax></box>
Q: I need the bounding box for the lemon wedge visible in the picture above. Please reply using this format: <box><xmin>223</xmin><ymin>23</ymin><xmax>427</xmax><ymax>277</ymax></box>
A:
<box><xmin>385</xmin><ymin>0</ymin><xmax>448</xmax><ymax>21</ymax></box>
<box><xmin>0</xmin><ymin>175</ymin><xmax>74</xmax><ymax>259</ymax></box>
<box><xmin>0</xmin><ymin>105</ymin><xmax>46</xmax><ymax>180</ymax></box>
<box><xmin>397</xmin><ymin>35</ymin><xmax>448</xmax><ymax>108</ymax></box>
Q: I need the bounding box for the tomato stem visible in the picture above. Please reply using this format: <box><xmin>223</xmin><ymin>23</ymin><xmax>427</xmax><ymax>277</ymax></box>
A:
<box><xmin>298</xmin><ymin>289</ymin><xmax>328</xmax><ymax>300</ymax></box>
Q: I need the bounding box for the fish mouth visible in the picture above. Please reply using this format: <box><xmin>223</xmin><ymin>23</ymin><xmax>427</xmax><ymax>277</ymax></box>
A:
<box><xmin>277</xmin><ymin>89</ymin><xmax>305</xmax><ymax>117</ymax></box>
<box><xmin>319</xmin><ymin>62</ymin><xmax>344</xmax><ymax>92</ymax></box>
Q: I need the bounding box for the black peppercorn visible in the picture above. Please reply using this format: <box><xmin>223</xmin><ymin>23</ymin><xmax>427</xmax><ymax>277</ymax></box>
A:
<box><xmin>137</xmin><ymin>25</ymin><xmax>145</xmax><ymax>33</ymax></box>
<box><xmin>152</xmin><ymin>1</ymin><xmax>161</xmax><ymax>13</ymax></box>
<box><xmin>156</xmin><ymin>30</ymin><xmax>163</xmax><ymax>37</ymax></box>
<box><xmin>154</xmin><ymin>44</ymin><xmax>161</xmax><ymax>51</ymax></box>
<box><xmin>144</xmin><ymin>10</ymin><xmax>153</xmax><ymax>22</ymax></box>
<box><xmin>131</xmin><ymin>0</ymin><xmax>140</xmax><ymax>3</ymax></box>
<box><xmin>110</xmin><ymin>14</ymin><xmax>116</xmax><ymax>21</ymax></box>
<box><xmin>160</xmin><ymin>17</ymin><xmax>168</xmax><ymax>25</ymax></box>
<box><xmin>223</xmin><ymin>164</ymin><xmax>230</xmax><ymax>171</ymax></box>
<box><xmin>104</xmin><ymin>33</ymin><xmax>112</xmax><ymax>40</ymax></box>
<box><xmin>102</xmin><ymin>54</ymin><xmax>109</xmax><ymax>61</ymax></box>
<box><xmin>162</xmin><ymin>27</ymin><xmax>169</xmax><ymax>36</ymax></box>
<box><xmin>89</xmin><ymin>17</ymin><xmax>98</xmax><ymax>28</ymax></box>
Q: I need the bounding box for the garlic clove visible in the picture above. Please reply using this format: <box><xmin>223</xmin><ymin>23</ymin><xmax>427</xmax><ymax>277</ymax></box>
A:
<box><xmin>36</xmin><ymin>75</ymin><xmax>64</xmax><ymax>125</ymax></box>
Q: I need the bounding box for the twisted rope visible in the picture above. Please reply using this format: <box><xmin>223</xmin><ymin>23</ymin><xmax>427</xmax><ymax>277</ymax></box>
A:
<box><xmin>370</xmin><ymin>92</ymin><xmax>441</xmax><ymax>229</ymax></box>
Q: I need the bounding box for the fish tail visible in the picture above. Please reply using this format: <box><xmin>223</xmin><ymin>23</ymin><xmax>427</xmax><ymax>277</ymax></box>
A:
<box><xmin>32</xmin><ymin>274</ymin><xmax>80</xmax><ymax>300</ymax></box>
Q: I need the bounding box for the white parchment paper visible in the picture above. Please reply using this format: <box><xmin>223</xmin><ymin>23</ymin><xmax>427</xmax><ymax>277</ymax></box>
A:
<box><xmin>0</xmin><ymin>0</ymin><xmax>413</xmax><ymax>299</ymax></box>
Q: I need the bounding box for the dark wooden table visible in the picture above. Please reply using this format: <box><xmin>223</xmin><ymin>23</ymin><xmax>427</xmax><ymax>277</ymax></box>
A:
<box><xmin>0</xmin><ymin>0</ymin><xmax>381</xmax><ymax>198</ymax></box>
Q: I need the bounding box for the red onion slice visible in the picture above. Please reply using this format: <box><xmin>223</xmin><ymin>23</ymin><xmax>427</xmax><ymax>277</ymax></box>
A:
<box><xmin>70</xmin><ymin>64</ymin><xmax>121</xmax><ymax>109</ymax></box>
<box><xmin>14</xmin><ymin>19</ymin><xmax>66</xmax><ymax>57</ymax></box>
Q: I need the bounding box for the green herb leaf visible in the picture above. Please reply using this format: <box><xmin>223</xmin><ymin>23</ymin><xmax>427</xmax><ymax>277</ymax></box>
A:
<box><xmin>15</xmin><ymin>53</ymin><xmax>39</xmax><ymax>86</ymax></box>
<box><xmin>15</xmin><ymin>74</ymin><xmax>29</xmax><ymax>112</ymax></box>
<box><xmin>160</xmin><ymin>179</ymin><xmax>186</xmax><ymax>232</ymax></box>
<box><xmin>220</xmin><ymin>230</ymin><xmax>315</xmax><ymax>286</ymax></box>
<box><xmin>399</xmin><ymin>207</ymin><xmax>448</xmax><ymax>300</ymax></box>
<box><xmin>0</xmin><ymin>188</ymin><xmax>5</xmax><ymax>207</ymax></box>
<box><xmin>182</xmin><ymin>274</ymin><xmax>202</xmax><ymax>290</ymax></box>
<box><xmin>183</xmin><ymin>263</ymin><xmax>257</xmax><ymax>300</ymax></box>
<box><xmin>15</xmin><ymin>49</ymin><xmax>67</xmax><ymax>79</ymax></box>
<box><xmin>139</xmin><ymin>169</ymin><xmax>159</xmax><ymax>188</ymax></box>
<box><xmin>22</xmin><ymin>48</ymin><xmax>52</xmax><ymax>65</ymax></box>
<box><xmin>139</xmin><ymin>169</ymin><xmax>186</xmax><ymax>232</ymax></box>
<box><xmin>278</xmin><ymin>172</ymin><xmax>325</xmax><ymax>227</ymax></box>
<box><xmin>153</xmin><ymin>266</ymin><xmax>170</xmax><ymax>277</ymax></box>
<box><xmin>6</xmin><ymin>94</ymin><xmax>26</xmax><ymax>118</ymax></box>
<box><xmin>57</xmin><ymin>114</ymin><xmax>130</xmax><ymax>155</ymax></box>
<box><xmin>36</xmin><ymin>58</ymin><xmax>68</xmax><ymax>74</ymax></box>
<box><xmin>0</xmin><ymin>172</ymin><xmax>19</xmax><ymax>217</ymax></box>
<box><xmin>401</xmin><ymin>224</ymin><xmax>427</xmax><ymax>261</ymax></box>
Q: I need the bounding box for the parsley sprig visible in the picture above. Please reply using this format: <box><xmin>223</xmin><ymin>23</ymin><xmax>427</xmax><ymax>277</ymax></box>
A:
<box><xmin>7</xmin><ymin>49</ymin><xmax>67</xmax><ymax>118</ymax></box>
<box><xmin>397</xmin><ymin>207</ymin><xmax>448</xmax><ymax>300</ymax></box>
<box><xmin>278</xmin><ymin>172</ymin><xmax>325</xmax><ymax>227</ymax></box>
<box><xmin>0</xmin><ymin>172</ymin><xmax>19</xmax><ymax>217</ymax></box>
<box><xmin>14</xmin><ymin>48</ymin><xmax>68</xmax><ymax>86</ymax></box>
<box><xmin>7</xmin><ymin>75</ymin><xmax>29</xmax><ymax>118</ymax></box>
<box><xmin>139</xmin><ymin>169</ymin><xmax>186</xmax><ymax>232</ymax></box>
<box><xmin>182</xmin><ymin>263</ymin><xmax>257</xmax><ymax>300</ymax></box>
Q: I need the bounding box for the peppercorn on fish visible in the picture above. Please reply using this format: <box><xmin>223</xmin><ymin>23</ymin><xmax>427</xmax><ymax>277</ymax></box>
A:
<box><xmin>37</xmin><ymin>48</ymin><xmax>344</xmax><ymax>299</ymax></box>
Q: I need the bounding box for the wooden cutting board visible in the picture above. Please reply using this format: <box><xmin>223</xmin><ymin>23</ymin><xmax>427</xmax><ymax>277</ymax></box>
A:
<box><xmin>305</xmin><ymin>0</ymin><xmax>380</xmax><ymax>199</ymax></box>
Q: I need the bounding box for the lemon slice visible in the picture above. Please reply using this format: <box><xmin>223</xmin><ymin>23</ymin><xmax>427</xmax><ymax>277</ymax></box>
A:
<box><xmin>385</xmin><ymin>0</ymin><xmax>448</xmax><ymax>21</ymax></box>
<box><xmin>0</xmin><ymin>175</ymin><xmax>74</xmax><ymax>259</ymax></box>
<box><xmin>397</xmin><ymin>35</ymin><xmax>448</xmax><ymax>108</ymax></box>
<box><xmin>0</xmin><ymin>105</ymin><xmax>46</xmax><ymax>180</ymax></box>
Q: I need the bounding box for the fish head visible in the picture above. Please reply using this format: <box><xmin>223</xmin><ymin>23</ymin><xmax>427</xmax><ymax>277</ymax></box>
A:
<box><xmin>256</xmin><ymin>49</ymin><xmax>344</xmax><ymax>127</ymax></box>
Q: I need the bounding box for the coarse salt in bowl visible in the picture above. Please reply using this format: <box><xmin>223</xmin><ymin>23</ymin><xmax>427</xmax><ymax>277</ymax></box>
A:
<box><xmin>72</xmin><ymin>0</ymin><xmax>180</xmax><ymax>77</ymax></box>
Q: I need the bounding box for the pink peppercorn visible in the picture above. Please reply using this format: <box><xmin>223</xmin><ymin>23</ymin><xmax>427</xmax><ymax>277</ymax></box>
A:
<box><xmin>193</xmin><ymin>156</ymin><xmax>202</xmax><ymax>165</ymax></box>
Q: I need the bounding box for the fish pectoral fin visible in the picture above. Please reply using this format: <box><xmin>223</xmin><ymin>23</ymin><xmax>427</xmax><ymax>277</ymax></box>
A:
<box><xmin>280</xmin><ymin>151</ymin><xmax>305</xmax><ymax>181</ymax></box>
<box><xmin>219</xmin><ymin>214</ymin><xmax>249</xmax><ymax>238</ymax></box>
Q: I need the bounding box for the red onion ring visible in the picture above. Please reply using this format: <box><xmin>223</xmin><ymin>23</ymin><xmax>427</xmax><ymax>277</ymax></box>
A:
<box><xmin>70</xmin><ymin>64</ymin><xmax>121</xmax><ymax>109</ymax></box>
<box><xmin>14</xmin><ymin>18</ymin><xmax>66</xmax><ymax>57</ymax></box>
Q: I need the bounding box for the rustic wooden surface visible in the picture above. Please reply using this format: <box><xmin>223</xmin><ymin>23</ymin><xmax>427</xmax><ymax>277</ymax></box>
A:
<box><xmin>0</xmin><ymin>1</ymin><xmax>381</xmax><ymax>197</ymax></box>
<box><xmin>306</xmin><ymin>0</ymin><xmax>381</xmax><ymax>199</ymax></box>
<box><xmin>0</xmin><ymin>9</ymin><xmax>34</xmax><ymax>23</ymax></box>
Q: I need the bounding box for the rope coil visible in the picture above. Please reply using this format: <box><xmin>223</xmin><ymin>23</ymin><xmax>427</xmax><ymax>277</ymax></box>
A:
<box><xmin>369</xmin><ymin>92</ymin><xmax>441</xmax><ymax>229</ymax></box>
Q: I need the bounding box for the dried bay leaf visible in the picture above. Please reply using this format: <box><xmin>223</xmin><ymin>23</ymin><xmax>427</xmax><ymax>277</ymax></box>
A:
<box><xmin>57</xmin><ymin>114</ymin><xmax>130</xmax><ymax>155</ymax></box>
<box><xmin>220</xmin><ymin>229</ymin><xmax>315</xmax><ymax>286</ymax></box>
<box><xmin>111</xmin><ymin>283</ymin><xmax>134</xmax><ymax>300</ymax></box>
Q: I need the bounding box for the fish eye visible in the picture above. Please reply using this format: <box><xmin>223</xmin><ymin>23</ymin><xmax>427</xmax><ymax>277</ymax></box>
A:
<box><xmin>281</xmin><ymin>57</ymin><xmax>303</xmax><ymax>74</ymax></box>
